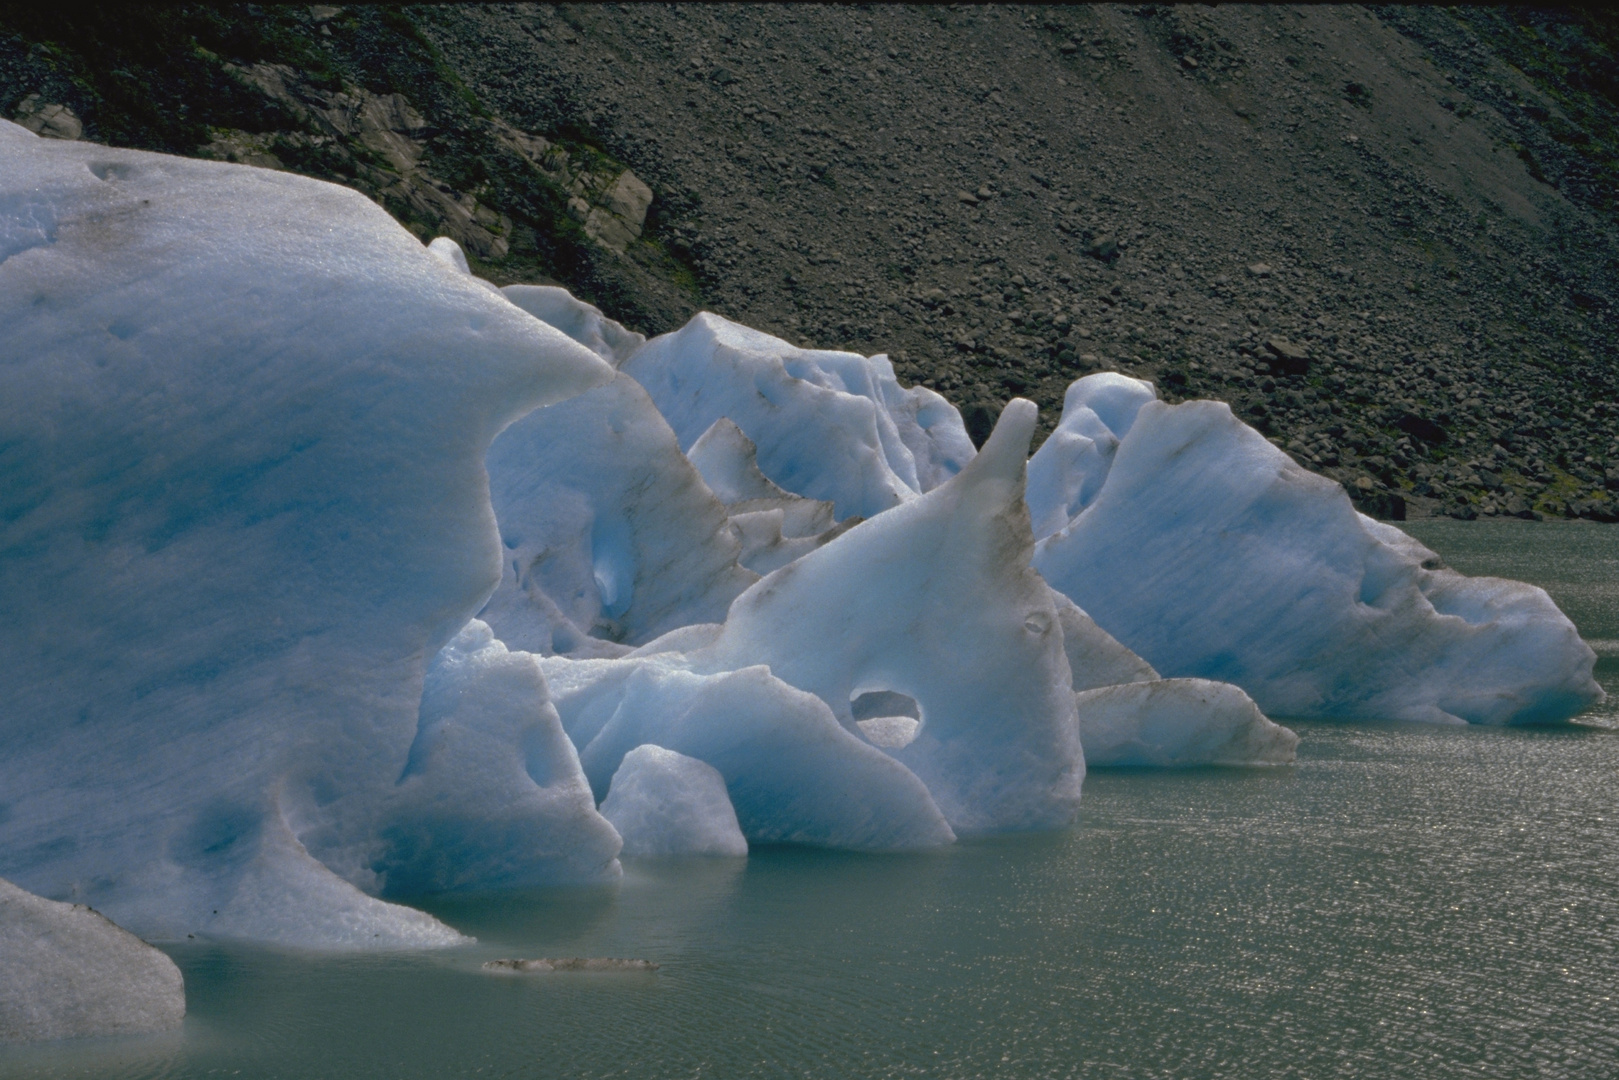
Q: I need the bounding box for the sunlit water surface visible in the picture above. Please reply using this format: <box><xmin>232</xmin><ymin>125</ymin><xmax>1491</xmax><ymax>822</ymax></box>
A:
<box><xmin>5</xmin><ymin>520</ymin><xmax>1617</xmax><ymax>1079</ymax></box>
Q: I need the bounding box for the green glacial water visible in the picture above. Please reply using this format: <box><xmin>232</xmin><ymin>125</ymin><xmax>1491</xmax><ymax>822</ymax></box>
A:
<box><xmin>4</xmin><ymin>520</ymin><xmax>1616</xmax><ymax>1080</ymax></box>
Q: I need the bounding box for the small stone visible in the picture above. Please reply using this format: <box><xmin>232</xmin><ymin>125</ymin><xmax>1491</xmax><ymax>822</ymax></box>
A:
<box><xmin>1247</xmin><ymin>263</ymin><xmax>1272</xmax><ymax>277</ymax></box>
<box><xmin>1586</xmin><ymin>501</ymin><xmax>1619</xmax><ymax>523</ymax></box>
<box><xmin>1181</xmin><ymin>55</ymin><xmax>1199</xmax><ymax>69</ymax></box>
<box><xmin>1395</xmin><ymin>413</ymin><xmax>1448</xmax><ymax>445</ymax></box>
<box><xmin>13</xmin><ymin>95</ymin><xmax>82</xmax><ymax>140</ymax></box>
<box><xmin>1504</xmin><ymin>494</ymin><xmax>1537</xmax><ymax>519</ymax></box>
<box><xmin>956</xmin><ymin>190</ymin><xmax>979</xmax><ymax>205</ymax></box>
<box><xmin>1263</xmin><ymin>336</ymin><xmax>1310</xmax><ymax>375</ymax></box>
<box><xmin>1088</xmin><ymin>237</ymin><xmax>1119</xmax><ymax>261</ymax></box>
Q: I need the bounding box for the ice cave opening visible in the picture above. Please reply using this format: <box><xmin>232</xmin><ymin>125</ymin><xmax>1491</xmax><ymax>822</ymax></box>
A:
<box><xmin>851</xmin><ymin>689</ymin><xmax>924</xmax><ymax>750</ymax></box>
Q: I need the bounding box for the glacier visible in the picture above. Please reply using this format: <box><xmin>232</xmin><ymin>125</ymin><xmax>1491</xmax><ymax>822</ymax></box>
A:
<box><xmin>368</xmin><ymin>620</ymin><xmax>622</xmax><ymax>895</ymax></box>
<box><xmin>0</xmin><ymin>121</ymin><xmax>1602</xmax><ymax>964</ymax></box>
<box><xmin>1026</xmin><ymin>372</ymin><xmax>1159</xmax><ymax>541</ymax></box>
<box><xmin>544</xmin><ymin>655</ymin><xmax>958</xmax><ymax>850</ymax></box>
<box><xmin>1032</xmin><ymin>376</ymin><xmax>1603</xmax><ymax>725</ymax></box>
<box><xmin>1049</xmin><ymin>589</ymin><xmax>1296</xmax><ymax>767</ymax></box>
<box><xmin>687</xmin><ymin>417</ymin><xmax>850</xmax><ymax>576</ymax></box>
<box><xmin>500</xmin><ymin>283</ymin><xmax>647</xmax><ymax>365</ymax></box>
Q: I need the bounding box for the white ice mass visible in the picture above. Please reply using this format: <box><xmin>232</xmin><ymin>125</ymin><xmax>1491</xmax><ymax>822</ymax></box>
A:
<box><xmin>1048</xmin><ymin>589</ymin><xmax>1295</xmax><ymax>767</ymax></box>
<box><xmin>1032</xmin><ymin>376</ymin><xmax>1603</xmax><ymax>725</ymax></box>
<box><xmin>687</xmin><ymin>417</ymin><xmax>848</xmax><ymax>576</ymax></box>
<box><xmin>545</xmin><ymin>656</ymin><xmax>957</xmax><ymax>849</ymax></box>
<box><xmin>373</xmin><ymin>621</ymin><xmax>622</xmax><ymax>894</ymax></box>
<box><xmin>0</xmin><ymin>123</ymin><xmax>612</xmax><ymax>946</ymax></box>
<box><xmin>500</xmin><ymin>283</ymin><xmax>646</xmax><ymax>366</ymax></box>
<box><xmin>0</xmin><ymin>124</ymin><xmax>1602</xmax><ymax>953</ymax></box>
<box><xmin>1026</xmin><ymin>372</ymin><xmax>1159</xmax><ymax>541</ymax></box>
<box><xmin>538</xmin><ymin>400</ymin><xmax>1088</xmax><ymax>841</ymax></box>
<box><xmin>600</xmin><ymin>745</ymin><xmax>749</xmax><ymax>858</ymax></box>
<box><xmin>1075</xmin><ymin>680</ymin><xmax>1299</xmax><ymax>768</ymax></box>
<box><xmin>480</xmin><ymin>371</ymin><xmax>758</xmax><ymax>655</ymax></box>
<box><xmin>1</xmin><ymin>878</ymin><xmax>185</xmax><ymax>1043</ymax></box>
<box><xmin>622</xmin><ymin>313</ymin><xmax>975</xmax><ymax>519</ymax></box>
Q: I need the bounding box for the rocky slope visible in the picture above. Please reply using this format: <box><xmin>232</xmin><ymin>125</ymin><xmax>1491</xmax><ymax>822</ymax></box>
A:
<box><xmin>6</xmin><ymin>4</ymin><xmax>1619</xmax><ymax>520</ymax></box>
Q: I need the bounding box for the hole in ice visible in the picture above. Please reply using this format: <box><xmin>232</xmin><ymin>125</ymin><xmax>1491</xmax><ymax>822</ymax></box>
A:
<box><xmin>852</xmin><ymin>690</ymin><xmax>920</xmax><ymax>721</ymax></box>
<box><xmin>590</xmin><ymin>518</ymin><xmax>633</xmax><ymax>618</ymax></box>
<box><xmin>851</xmin><ymin>690</ymin><xmax>922</xmax><ymax>750</ymax></box>
<box><xmin>88</xmin><ymin>161</ymin><xmax>138</xmax><ymax>182</ymax></box>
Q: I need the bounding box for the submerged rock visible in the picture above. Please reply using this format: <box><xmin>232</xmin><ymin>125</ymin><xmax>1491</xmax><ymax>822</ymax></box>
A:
<box><xmin>482</xmin><ymin>957</ymin><xmax>658</xmax><ymax>973</ymax></box>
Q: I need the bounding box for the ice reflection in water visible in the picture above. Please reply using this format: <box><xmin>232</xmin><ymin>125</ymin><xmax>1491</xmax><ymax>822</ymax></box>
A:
<box><xmin>5</xmin><ymin>521</ymin><xmax>1617</xmax><ymax>1080</ymax></box>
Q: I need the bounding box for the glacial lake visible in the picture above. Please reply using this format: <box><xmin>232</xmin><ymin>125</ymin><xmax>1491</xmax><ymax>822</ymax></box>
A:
<box><xmin>4</xmin><ymin>519</ymin><xmax>1616</xmax><ymax>1080</ymax></box>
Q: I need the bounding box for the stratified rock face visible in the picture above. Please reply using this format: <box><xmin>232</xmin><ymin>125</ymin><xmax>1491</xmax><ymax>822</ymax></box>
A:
<box><xmin>11</xmin><ymin>95</ymin><xmax>81</xmax><ymax>140</ymax></box>
<box><xmin>0</xmin><ymin>878</ymin><xmax>185</xmax><ymax>1044</ymax></box>
<box><xmin>0</xmin><ymin>122</ymin><xmax>613</xmax><ymax>947</ymax></box>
